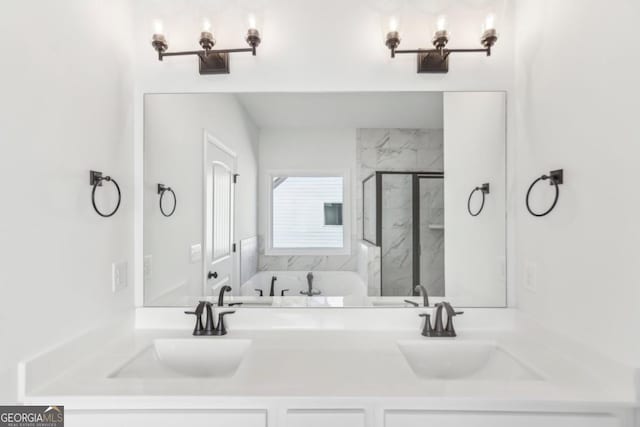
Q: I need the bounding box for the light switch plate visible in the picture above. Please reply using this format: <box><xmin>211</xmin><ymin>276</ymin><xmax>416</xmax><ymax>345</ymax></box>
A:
<box><xmin>112</xmin><ymin>261</ymin><xmax>128</xmax><ymax>293</ymax></box>
<box><xmin>190</xmin><ymin>244</ymin><xmax>202</xmax><ymax>263</ymax></box>
<box><xmin>524</xmin><ymin>261</ymin><xmax>537</xmax><ymax>293</ymax></box>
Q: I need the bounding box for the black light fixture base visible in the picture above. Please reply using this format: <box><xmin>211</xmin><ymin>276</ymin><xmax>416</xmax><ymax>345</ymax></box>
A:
<box><xmin>417</xmin><ymin>51</ymin><xmax>449</xmax><ymax>73</ymax></box>
<box><xmin>199</xmin><ymin>52</ymin><xmax>230</xmax><ymax>74</ymax></box>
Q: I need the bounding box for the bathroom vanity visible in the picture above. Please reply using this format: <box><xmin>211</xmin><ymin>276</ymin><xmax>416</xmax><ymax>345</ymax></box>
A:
<box><xmin>20</xmin><ymin>309</ymin><xmax>637</xmax><ymax>427</ymax></box>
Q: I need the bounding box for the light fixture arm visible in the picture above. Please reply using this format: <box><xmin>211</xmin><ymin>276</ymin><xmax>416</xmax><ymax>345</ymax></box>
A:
<box><xmin>393</xmin><ymin>47</ymin><xmax>492</xmax><ymax>57</ymax></box>
<box><xmin>152</xmin><ymin>27</ymin><xmax>260</xmax><ymax>74</ymax></box>
<box><xmin>158</xmin><ymin>47</ymin><xmax>256</xmax><ymax>62</ymax></box>
<box><xmin>385</xmin><ymin>19</ymin><xmax>498</xmax><ymax>73</ymax></box>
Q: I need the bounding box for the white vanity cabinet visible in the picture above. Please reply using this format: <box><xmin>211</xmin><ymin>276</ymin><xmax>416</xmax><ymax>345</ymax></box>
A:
<box><xmin>384</xmin><ymin>411</ymin><xmax>625</xmax><ymax>427</ymax></box>
<box><xmin>65</xmin><ymin>410</ymin><xmax>267</xmax><ymax>427</ymax></box>
<box><xmin>64</xmin><ymin>406</ymin><xmax>632</xmax><ymax>427</ymax></box>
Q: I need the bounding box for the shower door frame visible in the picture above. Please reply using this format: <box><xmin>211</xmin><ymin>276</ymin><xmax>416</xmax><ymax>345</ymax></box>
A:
<box><xmin>362</xmin><ymin>171</ymin><xmax>444</xmax><ymax>296</ymax></box>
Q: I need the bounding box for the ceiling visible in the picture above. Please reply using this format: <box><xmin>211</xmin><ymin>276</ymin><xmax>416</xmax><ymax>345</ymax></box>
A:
<box><xmin>235</xmin><ymin>92</ymin><xmax>443</xmax><ymax>129</ymax></box>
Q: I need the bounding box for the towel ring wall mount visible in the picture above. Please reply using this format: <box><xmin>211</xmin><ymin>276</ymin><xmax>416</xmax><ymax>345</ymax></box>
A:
<box><xmin>90</xmin><ymin>170</ymin><xmax>121</xmax><ymax>218</ymax></box>
<box><xmin>157</xmin><ymin>183</ymin><xmax>177</xmax><ymax>217</ymax></box>
<box><xmin>467</xmin><ymin>183</ymin><xmax>490</xmax><ymax>217</ymax></box>
<box><xmin>525</xmin><ymin>169</ymin><xmax>564</xmax><ymax>217</ymax></box>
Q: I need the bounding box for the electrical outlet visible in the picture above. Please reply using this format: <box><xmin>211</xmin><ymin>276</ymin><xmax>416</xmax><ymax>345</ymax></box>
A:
<box><xmin>112</xmin><ymin>261</ymin><xmax>128</xmax><ymax>293</ymax></box>
<box><xmin>524</xmin><ymin>261</ymin><xmax>537</xmax><ymax>293</ymax></box>
<box><xmin>143</xmin><ymin>255</ymin><xmax>152</xmax><ymax>281</ymax></box>
<box><xmin>190</xmin><ymin>243</ymin><xmax>202</xmax><ymax>263</ymax></box>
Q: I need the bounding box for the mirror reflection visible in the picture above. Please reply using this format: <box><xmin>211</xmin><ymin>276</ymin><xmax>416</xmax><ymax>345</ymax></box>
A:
<box><xmin>144</xmin><ymin>92</ymin><xmax>506</xmax><ymax>307</ymax></box>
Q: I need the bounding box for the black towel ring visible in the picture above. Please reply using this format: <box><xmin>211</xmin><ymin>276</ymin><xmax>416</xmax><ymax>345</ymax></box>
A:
<box><xmin>467</xmin><ymin>183</ymin><xmax>490</xmax><ymax>217</ymax></box>
<box><xmin>157</xmin><ymin>183</ymin><xmax>177</xmax><ymax>217</ymax></box>
<box><xmin>90</xmin><ymin>170</ymin><xmax>121</xmax><ymax>218</ymax></box>
<box><xmin>525</xmin><ymin>169</ymin><xmax>564</xmax><ymax>217</ymax></box>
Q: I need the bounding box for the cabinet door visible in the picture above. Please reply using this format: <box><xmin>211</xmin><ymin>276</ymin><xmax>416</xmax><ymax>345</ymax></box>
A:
<box><xmin>66</xmin><ymin>410</ymin><xmax>267</xmax><ymax>427</ymax></box>
<box><xmin>286</xmin><ymin>409</ymin><xmax>366</xmax><ymax>427</ymax></box>
<box><xmin>385</xmin><ymin>411</ymin><xmax>621</xmax><ymax>427</ymax></box>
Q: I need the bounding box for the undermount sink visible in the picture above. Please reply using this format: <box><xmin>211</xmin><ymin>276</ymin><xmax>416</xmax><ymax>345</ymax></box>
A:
<box><xmin>111</xmin><ymin>338</ymin><xmax>251</xmax><ymax>378</ymax></box>
<box><xmin>397</xmin><ymin>340</ymin><xmax>542</xmax><ymax>381</ymax></box>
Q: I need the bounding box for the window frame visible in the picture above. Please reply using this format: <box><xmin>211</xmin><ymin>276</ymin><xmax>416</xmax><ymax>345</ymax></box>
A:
<box><xmin>265</xmin><ymin>169</ymin><xmax>351</xmax><ymax>256</ymax></box>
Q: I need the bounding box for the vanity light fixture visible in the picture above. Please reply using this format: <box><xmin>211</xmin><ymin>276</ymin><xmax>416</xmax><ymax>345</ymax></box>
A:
<box><xmin>385</xmin><ymin>13</ymin><xmax>499</xmax><ymax>73</ymax></box>
<box><xmin>151</xmin><ymin>16</ymin><xmax>261</xmax><ymax>75</ymax></box>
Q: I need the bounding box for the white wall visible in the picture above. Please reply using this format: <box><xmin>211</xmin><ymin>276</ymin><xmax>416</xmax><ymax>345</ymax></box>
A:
<box><xmin>0</xmin><ymin>0</ymin><xmax>135</xmax><ymax>401</ymax></box>
<box><xmin>144</xmin><ymin>94</ymin><xmax>259</xmax><ymax>304</ymax></box>
<box><xmin>444</xmin><ymin>92</ymin><xmax>506</xmax><ymax>307</ymax></box>
<box><xmin>258</xmin><ymin>129</ymin><xmax>357</xmax><ymax>270</ymax></box>
<box><xmin>514</xmin><ymin>0</ymin><xmax>640</xmax><ymax>365</ymax></box>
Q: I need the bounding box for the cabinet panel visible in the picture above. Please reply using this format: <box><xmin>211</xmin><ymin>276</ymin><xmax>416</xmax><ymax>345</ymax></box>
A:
<box><xmin>287</xmin><ymin>409</ymin><xmax>366</xmax><ymax>427</ymax></box>
<box><xmin>66</xmin><ymin>410</ymin><xmax>267</xmax><ymax>427</ymax></box>
<box><xmin>385</xmin><ymin>410</ymin><xmax>621</xmax><ymax>427</ymax></box>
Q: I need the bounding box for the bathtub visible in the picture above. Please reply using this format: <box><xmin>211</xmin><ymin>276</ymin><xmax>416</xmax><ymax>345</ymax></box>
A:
<box><xmin>241</xmin><ymin>271</ymin><xmax>367</xmax><ymax>298</ymax></box>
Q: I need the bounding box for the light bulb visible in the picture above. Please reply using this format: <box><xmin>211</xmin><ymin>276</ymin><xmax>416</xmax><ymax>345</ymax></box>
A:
<box><xmin>153</xmin><ymin>19</ymin><xmax>164</xmax><ymax>35</ymax></box>
<box><xmin>388</xmin><ymin>16</ymin><xmax>399</xmax><ymax>32</ymax></box>
<box><xmin>483</xmin><ymin>13</ymin><xmax>496</xmax><ymax>32</ymax></box>
<box><xmin>202</xmin><ymin>18</ymin><xmax>212</xmax><ymax>33</ymax></box>
<box><xmin>436</xmin><ymin>15</ymin><xmax>448</xmax><ymax>32</ymax></box>
<box><xmin>151</xmin><ymin>19</ymin><xmax>168</xmax><ymax>54</ymax></box>
<box><xmin>248</xmin><ymin>13</ymin><xmax>257</xmax><ymax>30</ymax></box>
<box><xmin>480</xmin><ymin>12</ymin><xmax>498</xmax><ymax>49</ymax></box>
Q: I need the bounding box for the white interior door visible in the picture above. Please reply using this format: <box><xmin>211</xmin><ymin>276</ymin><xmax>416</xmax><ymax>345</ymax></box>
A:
<box><xmin>204</xmin><ymin>132</ymin><xmax>237</xmax><ymax>297</ymax></box>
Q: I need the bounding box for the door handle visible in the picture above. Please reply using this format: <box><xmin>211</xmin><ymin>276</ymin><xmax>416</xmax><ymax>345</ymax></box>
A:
<box><xmin>208</xmin><ymin>271</ymin><xmax>218</xmax><ymax>279</ymax></box>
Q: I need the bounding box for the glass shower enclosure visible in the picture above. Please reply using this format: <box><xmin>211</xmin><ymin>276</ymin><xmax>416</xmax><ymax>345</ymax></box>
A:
<box><xmin>363</xmin><ymin>172</ymin><xmax>444</xmax><ymax>297</ymax></box>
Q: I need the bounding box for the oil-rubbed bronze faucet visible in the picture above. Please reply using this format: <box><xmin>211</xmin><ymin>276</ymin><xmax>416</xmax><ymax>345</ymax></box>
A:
<box><xmin>185</xmin><ymin>301</ymin><xmax>235</xmax><ymax>336</ymax></box>
<box><xmin>405</xmin><ymin>285</ymin><xmax>430</xmax><ymax>307</ymax></box>
<box><xmin>419</xmin><ymin>302</ymin><xmax>464</xmax><ymax>337</ymax></box>
<box><xmin>300</xmin><ymin>272</ymin><xmax>321</xmax><ymax>296</ymax></box>
<box><xmin>414</xmin><ymin>285</ymin><xmax>430</xmax><ymax>307</ymax></box>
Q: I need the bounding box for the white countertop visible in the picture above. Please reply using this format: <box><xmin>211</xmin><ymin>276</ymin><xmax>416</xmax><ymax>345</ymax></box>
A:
<box><xmin>20</xmin><ymin>309</ymin><xmax>639</xmax><ymax>411</ymax></box>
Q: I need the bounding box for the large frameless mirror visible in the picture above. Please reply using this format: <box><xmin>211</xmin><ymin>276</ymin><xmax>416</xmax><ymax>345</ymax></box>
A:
<box><xmin>143</xmin><ymin>92</ymin><xmax>506</xmax><ymax>307</ymax></box>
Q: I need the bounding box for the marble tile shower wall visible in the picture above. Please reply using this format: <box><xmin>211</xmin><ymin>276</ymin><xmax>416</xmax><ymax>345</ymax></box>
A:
<box><xmin>358</xmin><ymin>240</ymin><xmax>381</xmax><ymax>297</ymax></box>
<box><xmin>257</xmin><ymin>235</ymin><xmax>358</xmax><ymax>272</ymax></box>
<box><xmin>356</xmin><ymin>129</ymin><xmax>444</xmax><ymax>296</ymax></box>
<box><xmin>419</xmin><ymin>178</ymin><xmax>445</xmax><ymax>296</ymax></box>
<box><xmin>356</xmin><ymin>129</ymin><xmax>444</xmax><ymax>233</ymax></box>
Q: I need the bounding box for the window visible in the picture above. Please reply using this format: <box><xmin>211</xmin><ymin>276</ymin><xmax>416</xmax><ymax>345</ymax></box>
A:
<box><xmin>267</xmin><ymin>172</ymin><xmax>350</xmax><ymax>255</ymax></box>
<box><xmin>324</xmin><ymin>203</ymin><xmax>343</xmax><ymax>226</ymax></box>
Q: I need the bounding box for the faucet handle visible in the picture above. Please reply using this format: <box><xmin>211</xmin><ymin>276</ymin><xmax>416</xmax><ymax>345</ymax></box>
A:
<box><xmin>213</xmin><ymin>311</ymin><xmax>236</xmax><ymax>336</ymax></box>
<box><xmin>280</xmin><ymin>289</ymin><xmax>290</xmax><ymax>296</ymax></box>
<box><xmin>442</xmin><ymin>301</ymin><xmax>463</xmax><ymax>316</ymax></box>
<box><xmin>419</xmin><ymin>313</ymin><xmax>434</xmax><ymax>337</ymax></box>
<box><xmin>255</xmin><ymin>289</ymin><xmax>263</xmax><ymax>296</ymax></box>
<box><xmin>185</xmin><ymin>301</ymin><xmax>206</xmax><ymax>315</ymax></box>
<box><xmin>184</xmin><ymin>301</ymin><xmax>207</xmax><ymax>335</ymax></box>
